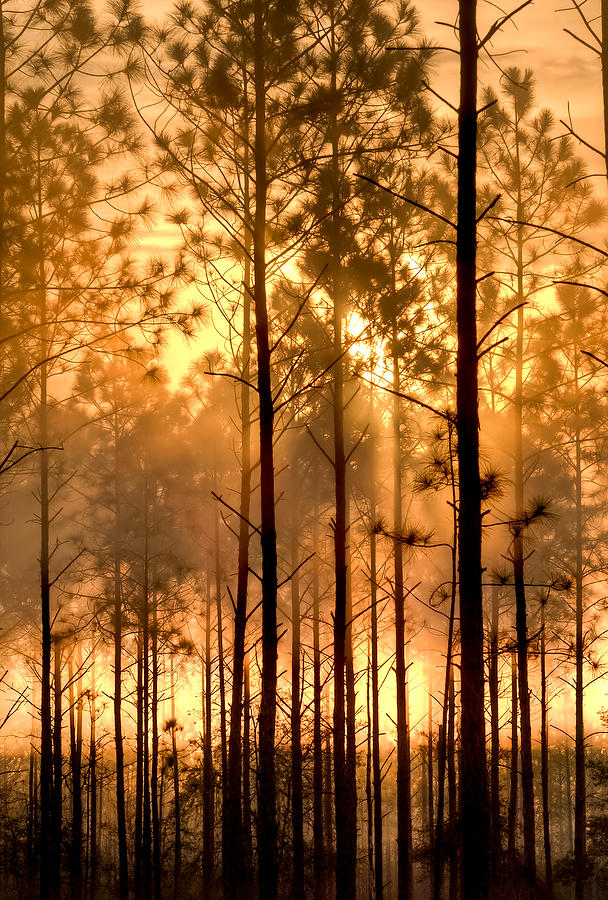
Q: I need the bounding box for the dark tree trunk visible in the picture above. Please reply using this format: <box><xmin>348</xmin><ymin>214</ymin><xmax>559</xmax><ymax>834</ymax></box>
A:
<box><xmin>141</xmin><ymin>496</ymin><xmax>152</xmax><ymax>900</ymax></box>
<box><xmin>243</xmin><ymin>654</ymin><xmax>252</xmax><ymax>874</ymax></box>
<box><xmin>369</xmin><ymin>450</ymin><xmax>383</xmax><ymax>900</ymax></box>
<box><xmin>202</xmin><ymin>586</ymin><xmax>215</xmax><ymax>898</ymax></box>
<box><xmin>602</xmin><ymin>0</ymin><xmax>608</xmax><ymax>183</ymax></box>
<box><xmin>312</xmin><ymin>506</ymin><xmax>326</xmax><ymax>899</ymax></box>
<box><xmin>225</xmin><ymin>83</ymin><xmax>252</xmax><ymax>896</ymax></box>
<box><xmin>489</xmin><ymin>583</ymin><xmax>502</xmax><ymax>887</ymax></box>
<box><xmin>364</xmin><ymin>653</ymin><xmax>371</xmax><ymax>898</ymax></box>
<box><xmin>290</xmin><ymin>529</ymin><xmax>304</xmax><ymax>900</ymax></box>
<box><xmin>513</xmin><ymin>536</ymin><xmax>536</xmax><ymax>892</ymax></box>
<box><xmin>574</xmin><ymin>425</ymin><xmax>586</xmax><ymax>900</ymax></box>
<box><xmin>89</xmin><ymin>655</ymin><xmax>97</xmax><ymax>900</ymax></box>
<box><xmin>170</xmin><ymin>657</ymin><xmax>182</xmax><ymax>899</ymax></box>
<box><xmin>540</xmin><ymin>600</ymin><xmax>553</xmax><ymax>896</ymax></box>
<box><xmin>447</xmin><ymin>669</ymin><xmax>458</xmax><ymax>900</ymax></box>
<box><xmin>38</xmin><ymin>267</ymin><xmax>53</xmax><ymax>900</ymax></box>
<box><xmin>52</xmin><ymin>638</ymin><xmax>63</xmax><ymax>896</ymax></box>
<box><xmin>508</xmin><ymin>650</ymin><xmax>518</xmax><ymax>859</ymax></box>
<box><xmin>112</xmin><ymin>424</ymin><xmax>128</xmax><ymax>900</ymax></box>
<box><xmin>427</xmin><ymin>689</ymin><xmax>434</xmax><ymax>856</ymax></box>
<box><xmin>253</xmin><ymin>4</ymin><xmax>279</xmax><ymax>896</ymax></box>
<box><xmin>151</xmin><ymin>592</ymin><xmax>161</xmax><ymax>900</ymax></box>
<box><xmin>215</xmin><ymin>500</ymin><xmax>228</xmax><ymax>854</ymax></box>
<box><xmin>134</xmin><ymin>631</ymin><xmax>143</xmax><ymax>900</ymax></box>
<box><xmin>391</xmin><ymin>316</ymin><xmax>412</xmax><ymax>900</ymax></box>
<box><xmin>433</xmin><ymin>424</ymin><xmax>457</xmax><ymax>900</ymax></box>
<box><xmin>69</xmin><ymin>650</ymin><xmax>83</xmax><ymax>900</ymax></box>
<box><xmin>456</xmin><ymin>2</ymin><xmax>491</xmax><ymax>896</ymax></box>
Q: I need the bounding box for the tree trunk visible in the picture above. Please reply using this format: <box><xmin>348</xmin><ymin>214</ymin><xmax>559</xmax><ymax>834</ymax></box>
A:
<box><xmin>574</xmin><ymin>425</ymin><xmax>586</xmax><ymax>900</ymax></box>
<box><xmin>151</xmin><ymin>590</ymin><xmax>161</xmax><ymax>900</ymax></box>
<box><xmin>507</xmin><ymin>650</ymin><xmax>518</xmax><ymax>859</ymax></box>
<box><xmin>253</xmin><ymin>4</ymin><xmax>279</xmax><ymax>895</ymax></box>
<box><xmin>291</xmin><ymin>528</ymin><xmax>304</xmax><ymax>900</ymax></box>
<box><xmin>427</xmin><ymin>687</ymin><xmax>434</xmax><ymax>860</ymax></box>
<box><xmin>215</xmin><ymin>499</ymin><xmax>228</xmax><ymax>855</ymax></box>
<box><xmin>170</xmin><ymin>656</ymin><xmax>182</xmax><ymax>898</ymax></box>
<box><xmin>513</xmin><ymin>535</ymin><xmax>537</xmax><ymax>892</ymax></box>
<box><xmin>38</xmin><ymin>239</ymin><xmax>53</xmax><ymax>900</ymax></box>
<box><xmin>540</xmin><ymin>600</ymin><xmax>553</xmax><ymax>896</ymax></box>
<box><xmin>489</xmin><ymin>583</ymin><xmax>502</xmax><ymax>887</ymax></box>
<box><xmin>243</xmin><ymin>653</ymin><xmax>252</xmax><ymax>874</ymax></box>
<box><xmin>52</xmin><ymin>637</ymin><xmax>63</xmax><ymax>897</ymax></box>
<box><xmin>312</xmin><ymin>504</ymin><xmax>326</xmax><ymax>898</ymax></box>
<box><xmin>225</xmin><ymin>76</ymin><xmax>252</xmax><ymax>895</ymax></box>
<box><xmin>113</xmin><ymin>422</ymin><xmax>128</xmax><ymax>900</ymax></box>
<box><xmin>391</xmin><ymin>316</ymin><xmax>412</xmax><ymax>900</ymax></box>
<box><xmin>202</xmin><ymin>585</ymin><xmax>215</xmax><ymax>898</ymax></box>
<box><xmin>447</xmin><ymin>668</ymin><xmax>458</xmax><ymax>900</ymax></box>
<box><xmin>134</xmin><ymin>629</ymin><xmax>143</xmax><ymax>900</ymax></box>
<box><xmin>456</xmin><ymin>2</ymin><xmax>490</xmax><ymax>895</ymax></box>
<box><xmin>370</xmin><ymin>447</ymin><xmax>383</xmax><ymax>900</ymax></box>
<box><xmin>433</xmin><ymin>425</ymin><xmax>458</xmax><ymax>900</ymax></box>
<box><xmin>89</xmin><ymin>652</ymin><xmax>97</xmax><ymax>900</ymax></box>
<box><xmin>69</xmin><ymin>650</ymin><xmax>83</xmax><ymax>900</ymax></box>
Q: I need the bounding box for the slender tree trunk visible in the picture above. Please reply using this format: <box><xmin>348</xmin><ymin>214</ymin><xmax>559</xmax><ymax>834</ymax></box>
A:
<box><xmin>38</xmin><ymin>216</ymin><xmax>53</xmax><ymax>900</ymax></box>
<box><xmin>203</xmin><ymin>586</ymin><xmax>215</xmax><ymax>898</ymax></box>
<box><xmin>290</xmin><ymin>527</ymin><xmax>304</xmax><ymax>900</ymax></box>
<box><xmin>89</xmin><ymin>653</ymin><xmax>97</xmax><ymax>900</ymax></box>
<box><xmin>170</xmin><ymin>656</ymin><xmax>182</xmax><ymax>898</ymax></box>
<box><xmin>456</xmin><ymin>2</ymin><xmax>490</xmax><ymax>895</ymax></box>
<box><xmin>508</xmin><ymin>650</ymin><xmax>518</xmax><ymax>858</ymax></box>
<box><xmin>370</xmin><ymin>445</ymin><xmax>383</xmax><ymax>900</ymax></box>
<box><xmin>428</xmin><ymin>686</ymin><xmax>434</xmax><ymax>858</ymax></box>
<box><xmin>447</xmin><ymin>668</ymin><xmax>458</xmax><ymax>900</ymax></box>
<box><xmin>489</xmin><ymin>583</ymin><xmax>502</xmax><ymax>888</ymax></box>
<box><xmin>214</xmin><ymin>499</ymin><xmax>228</xmax><ymax>854</ymax></box>
<box><xmin>540</xmin><ymin>601</ymin><xmax>553</xmax><ymax>896</ymax></box>
<box><xmin>312</xmin><ymin>504</ymin><xmax>326</xmax><ymax>898</ymax></box>
<box><xmin>324</xmin><ymin>685</ymin><xmax>334</xmax><ymax>877</ymax></box>
<box><xmin>433</xmin><ymin>426</ymin><xmax>458</xmax><ymax>900</ymax></box>
<box><xmin>52</xmin><ymin>638</ymin><xmax>63</xmax><ymax>896</ymax></box>
<box><xmin>243</xmin><ymin>653</ymin><xmax>252</xmax><ymax>874</ymax></box>
<box><xmin>142</xmin><ymin>488</ymin><xmax>152</xmax><ymax>900</ymax></box>
<box><xmin>134</xmin><ymin>629</ymin><xmax>143</xmax><ymax>900</ymax></box>
<box><xmin>391</xmin><ymin>314</ymin><xmax>412</xmax><ymax>900</ymax></box>
<box><xmin>514</xmin><ymin>535</ymin><xmax>536</xmax><ymax>892</ymax></box>
<box><xmin>225</xmin><ymin>73</ymin><xmax>252</xmax><ymax>896</ymax></box>
<box><xmin>69</xmin><ymin>650</ymin><xmax>83</xmax><ymax>900</ymax></box>
<box><xmin>113</xmin><ymin>423</ymin><xmax>128</xmax><ymax>900</ymax></box>
<box><xmin>253</xmin><ymin>4</ymin><xmax>279</xmax><ymax>895</ymax></box>
<box><xmin>29</xmin><ymin>681</ymin><xmax>39</xmax><ymax>871</ymax></box>
<box><xmin>366</xmin><ymin>650</ymin><xmax>373</xmax><ymax>900</ymax></box>
<box><xmin>151</xmin><ymin>591</ymin><xmax>161</xmax><ymax>900</ymax></box>
<box><xmin>513</xmin><ymin>179</ymin><xmax>536</xmax><ymax>895</ymax></box>
<box><xmin>602</xmin><ymin>0</ymin><xmax>608</xmax><ymax>183</ymax></box>
<box><xmin>565</xmin><ymin>738</ymin><xmax>574</xmax><ymax>855</ymax></box>
<box><xmin>574</xmin><ymin>422</ymin><xmax>586</xmax><ymax>900</ymax></box>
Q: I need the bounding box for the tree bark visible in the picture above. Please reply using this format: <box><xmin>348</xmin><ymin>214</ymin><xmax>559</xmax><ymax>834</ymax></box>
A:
<box><xmin>540</xmin><ymin>600</ymin><xmax>553</xmax><ymax>896</ymax></box>
<box><xmin>202</xmin><ymin>585</ymin><xmax>215</xmax><ymax>898</ymax></box>
<box><xmin>253</xmin><ymin>4</ymin><xmax>279</xmax><ymax>895</ymax></box>
<box><xmin>290</xmin><ymin>527</ymin><xmax>304</xmax><ymax>900</ymax></box>
<box><xmin>391</xmin><ymin>314</ymin><xmax>412</xmax><ymax>900</ymax></box>
<box><xmin>507</xmin><ymin>649</ymin><xmax>518</xmax><ymax>859</ymax></box>
<box><xmin>489</xmin><ymin>583</ymin><xmax>502</xmax><ymax>887</ymax></box>
<box><xmin>224</xmin><ymin>74</ymin><xmax>252</xmax><ymax>895</ymax></box>
<box><xmin>456</xmin><ymin>2</ymin><xmax>491</xmax><ymax>896</ymax></box>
